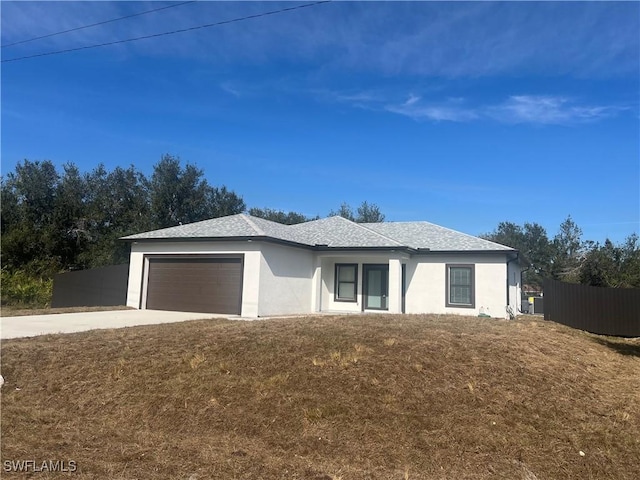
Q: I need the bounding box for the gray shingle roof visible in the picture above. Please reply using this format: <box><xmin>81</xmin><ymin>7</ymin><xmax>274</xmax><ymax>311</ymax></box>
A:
<box><xmin>287</xmin><ymin>216</ymin><xmax>403</xmax><ymax>248</ymax></box>
<box><xmin>121</xmin><ymin>214</ymin><xmax>514</xmax><ymax>252</ymax></box>
<box><xmin>361</xmin><ymin>221</ymin><xmax>513</xmax><ymax>251</ymax></box>
<box><xmin>122</xmin><ymin>214</ymin><xmax>263</xmax><ymax>240</ymax></box>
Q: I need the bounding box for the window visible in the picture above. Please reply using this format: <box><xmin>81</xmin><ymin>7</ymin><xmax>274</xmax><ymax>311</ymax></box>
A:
<box><xmin>446</xmin><ymin>264</ymin><xmax>475</xmax><ymax>308</ymax></box>
<box><xmin>335</xmin><ymin>264</ymin><xmax>358</xmax><ymax>302</ymax></box>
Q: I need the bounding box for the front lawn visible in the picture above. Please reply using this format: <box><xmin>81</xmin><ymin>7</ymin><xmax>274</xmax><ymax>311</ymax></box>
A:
<box><xmin>1</xmin><ymin>314</ymin><xmax>638</xmax><ymax>479</ymax></box>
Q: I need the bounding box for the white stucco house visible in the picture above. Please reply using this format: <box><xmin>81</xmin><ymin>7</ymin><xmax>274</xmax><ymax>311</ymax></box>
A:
<box><xmin>122</xmin><ymin>214</ymin><xmax>521</xmax><ymax>318</ymax></box>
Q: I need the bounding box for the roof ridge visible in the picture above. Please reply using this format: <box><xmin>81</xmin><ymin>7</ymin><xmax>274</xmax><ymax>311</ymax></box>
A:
<box><xmin>337</xmin><ymin>217</ymin><xmax>405</xmax><ymax>247</ymax></box>
<box><xmin>239</xmin><ymin>214</ymin><xmax>265</xmax><ymax>236</ymax></box>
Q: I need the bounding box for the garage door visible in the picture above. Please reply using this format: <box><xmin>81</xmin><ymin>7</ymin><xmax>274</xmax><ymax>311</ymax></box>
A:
<box><xmin>145</xmin><ymin>256</ymin><xmax>243</xmax><ymax>314</ymax></box>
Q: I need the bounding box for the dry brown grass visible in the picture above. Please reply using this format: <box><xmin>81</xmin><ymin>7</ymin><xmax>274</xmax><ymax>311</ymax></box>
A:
<box><xmin>1</xmin><ymin>314</ymin><xmax>639</xmax><ymax>479</ymax></box>
<box><xmin>0</xmin><ymin>305</ymin><xmax>131</xmax><ymax>317</ymax></box>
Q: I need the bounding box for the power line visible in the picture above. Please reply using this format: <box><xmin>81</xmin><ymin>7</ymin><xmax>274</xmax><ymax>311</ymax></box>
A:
<box><xmin>2</xmin><ymin>1</ymin><xmax>197</xmax><ymax>49</ymax></box>
<box><xmin>2</xmin><ymin>1</ymin><xmax>332</xmax><ymax>63</ymax></box>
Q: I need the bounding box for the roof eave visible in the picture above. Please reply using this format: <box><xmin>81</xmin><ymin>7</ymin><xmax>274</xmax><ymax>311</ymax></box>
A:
<box><xmin>415</xmin><ymin>248</ymin><xmax>517</xmax><ymax>254</ymax></box>
<box><xmin>121</xmin><ymin>236</ymin><xmax>514</xmax><ymax>255</ymax></box>
<box><xmin>313</xmin><ymin>245</ymin><xmax>418</xmax><ymax>253</ymax></box>
<box><xmin>122</xmin><ymin>236</ymin><xmax>421</xmax><ymax>253</ymax></box>
<box><xmin>121</xmin><ymin>235</ymin><xmax>314</xmax><ymax>250</ymax></box>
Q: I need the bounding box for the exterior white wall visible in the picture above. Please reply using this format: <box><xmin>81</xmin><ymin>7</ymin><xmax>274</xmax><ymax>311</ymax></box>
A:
<box><xmin>311</xmin><ymin>257</ymin><xmax>322</xmax><ymax>313</ymax></box>
<box><xmin>319</xmin><ymin>252</ymin><xmax>409</xmax><ymax>314</ymax></box>
<box><xmin>125</xmin><ymin>240</ymin><xmax>262</xmax><ymax>317</ymax></box>
<box><xmin>257</xmin><ymin>242</ymin><xmax>315</xmax><ymax>316</ymax></box>
<box><xmin>507</xmin><ymin>259</ymin><xmax>522</xmax><ymax>314</ymax></box>
<box><xmin>388</xmin><ymin>257</ymin><xmax>403</xmax><ymax>314</ymax></box>
<box><xmin>126</xmin><ymin>239</ymin><xmax>515</xmax><ymax>320</ymax></box>
<box><xmin>241</xmin><ymin>249</ymin><xmax>262</xmax><ymax>318</ymax></box>
<box><xmin>126</xmin><ymin>251</ymin><xmax>145</xmax><ymax>309</ymax></box>
<box><xmin>404</xmin><ymin>253</ymin><xmax>510</xmax><ymax>318</ymax></box>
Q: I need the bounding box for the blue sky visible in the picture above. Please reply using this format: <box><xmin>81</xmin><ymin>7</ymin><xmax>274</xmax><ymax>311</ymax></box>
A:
<box><xmin>2</xmin><ymin>1</ymin><xmax>639</xmax><ymax>244</ymax></box>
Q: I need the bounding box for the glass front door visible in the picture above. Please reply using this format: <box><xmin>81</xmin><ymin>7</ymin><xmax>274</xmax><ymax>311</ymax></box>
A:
<box><xmin>363</xmin><ymin>264</ymin><xmax>389</xmax><ymax>310</ymax></box>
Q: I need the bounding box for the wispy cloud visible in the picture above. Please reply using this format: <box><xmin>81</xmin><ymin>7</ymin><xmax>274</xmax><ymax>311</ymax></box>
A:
<box><xmin>385</xmin><ymin>95</ymin><xmax>479</xmax><ymax>122</ymax></box>
<box><xmin>340</xmin><ymin>92</ymin><xmax>380</xmax><ymax>103</ymax></box>
<box><xmin>2</xmin><ymin>2</ymin><xmax>637</xmax><ymax>78</ymax></box>
<box><xmin>486</xmin><ymin>95</ymin><xmax>623</xmax><ymax>125</ymax></box>
<box><xmin>220</xmin><ymin>82</ymin><xmax>242</xmax><ymax>98</ymax></box>
<box><xmin>333</xmin><ymin>91</ymin><xmax>627</xmax><ymax>125</ymax></box>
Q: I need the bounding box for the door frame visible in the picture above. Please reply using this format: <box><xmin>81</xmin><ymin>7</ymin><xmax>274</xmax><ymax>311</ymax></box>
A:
<box><xmin>362</xmin><ymin>264</ymin><xmax>389</xmax><ymax>311</ymax></box>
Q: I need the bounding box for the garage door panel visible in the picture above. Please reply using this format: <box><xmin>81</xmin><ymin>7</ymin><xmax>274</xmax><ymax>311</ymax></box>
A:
<box><xmin>146</xmin><ymin>257</ymin><xmax>243</xmax><ymax>314</ymax></box>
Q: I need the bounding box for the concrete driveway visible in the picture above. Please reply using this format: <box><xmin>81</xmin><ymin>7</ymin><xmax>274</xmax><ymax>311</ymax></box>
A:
<box><xmin>1</xmin><ymin>309</ymin><xmax>230</xmax><ymax>340</ymax></box>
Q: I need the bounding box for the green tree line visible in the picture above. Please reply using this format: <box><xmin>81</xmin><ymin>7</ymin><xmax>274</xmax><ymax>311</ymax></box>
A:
<box><xmin>2</xmin><ymin>155</ymin><xmax>637</xmax><ymax>306</ymax></box>
<box><xmin>0</xmin><ymin>155</ymin><xmax>384</xmax><ymax>306</ymax></box>
<box><xmin>482</xmin><ymin>217</ymin><xmax>640</xmax><ymax>290</ymax></box>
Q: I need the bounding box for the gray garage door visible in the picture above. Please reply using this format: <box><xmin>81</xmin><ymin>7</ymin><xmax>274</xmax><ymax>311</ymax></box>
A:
<box><xmin>146</xmin><ymin>256</ymin><xmax>243</xmax><ymax>314</ymax></box>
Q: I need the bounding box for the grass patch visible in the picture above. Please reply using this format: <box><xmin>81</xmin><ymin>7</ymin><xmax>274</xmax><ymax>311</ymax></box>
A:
<box><xmin>1</xmin><ymin>314</ymin><xmax>639</xmax><ymax>479</ymax></box>
<box><xmin>0</xmin><ymin>305</ymin><xmax>131</xmax><ymax>317</ymax></box>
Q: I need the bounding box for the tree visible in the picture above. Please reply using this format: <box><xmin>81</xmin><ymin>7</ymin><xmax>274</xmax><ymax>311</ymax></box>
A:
<box><xmin>79</xmin><ymin>164</ymin><xmax>152</xmax><ymax>268</ymax></box>
<box><xmin>0</xmin><ymin>160</ymin><xmax>60</xmax><ymax>274</ymax></box>
<box><xmin>579</xmin><ymin>234</ymin><xmax>640</xmax><ymax>288</ymax></box>
<box><xmin>329</xmin><ymin>202</ymin><xmax>355</xmax><ymax>222</ymax></box>
<box><xmin>209</xmin><ymin>186</ymin><xmax>246</xmax><ymax>218</ymax></box>
<box><xmin>5</xmin><ymin>159</ymin><xmax>58</xmax><ymax>229</ymax></box>
<box><xmin>579</xmin><ymin>240</ymin><xmax>619</xmax><ymax>287</ymax></box>
<box><xmin>481</xmin><ymin>221</ymin><xmax>552</xmax><ymax>289</ymax></box>
<box><xmin>619</xmin><ymin>233</ymin><xmax>640</xmax><ymax>287</ymax></box>
<box><xmin>482</xmin><ymin>216</ymin><xmax>639</xmax><ymax>289</ymax></box>
<box><xmin>356</xmin><ymin>201</ymin><xmax>385</xmax><ymax>223</ymax></box>
<box><xmin>103</xmin><ymin>165</ymin><xmax>152</xmax><ymax>235</ymax></box>
<box><xmin>329</xmin><ymin>201</ymin><xmax>385</xmax><ymax>223</ymax></box>
<box><xmin>481</xmin><ymin>221</ymin><xmax>525</xmax><ymax>250</ymax></box>
<box><xmin>52</xmin><ymin>163</ymin><xmax>90</xmax><ymax>269</ymax></box>
<box><xmin>521</xmin><ymin>222</ymin><xmax>554</xmax><ymax>286</ymax></box>
<box><xmin>551</xmin><ymin>215</ymin><xmax>585</xmax><ymax>282</ymax></box>
<box><xmin>149</xmin><ymin>155</ymin><xmax>245</xmax><ymax>228</ymax></box>
<box><xmin>149</xmin><ymin>155</ymin><xmax>215</xmax><ymax>228</ymax></box>
<box><xmin>248</xmin><ymin>207</ymin><xmax>312</xmax><ymax>225</ymax></box>
<box><xmin>0</xmin><ymin>175</ymin><xmax>18</xmax><ymax>236</ymax></box>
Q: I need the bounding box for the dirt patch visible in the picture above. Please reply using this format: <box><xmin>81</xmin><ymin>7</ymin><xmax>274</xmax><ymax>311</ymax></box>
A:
<box><xmin>1</xmin><ymin>314</ymin><xmax>638</xmax><ymax>479</ymax></box>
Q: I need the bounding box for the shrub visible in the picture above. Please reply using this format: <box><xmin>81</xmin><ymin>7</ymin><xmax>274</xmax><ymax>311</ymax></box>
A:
<box><xmin>0</xmin><ymin>268</ymin><xmax>53</xmax><ymax>308</ymax></box>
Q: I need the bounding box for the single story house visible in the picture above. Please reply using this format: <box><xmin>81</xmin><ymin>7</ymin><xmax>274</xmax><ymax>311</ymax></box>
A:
<box><xmin>122</xmin><ymin>214</ymin><xmax>521</xmax><ymax>318</ymax></box>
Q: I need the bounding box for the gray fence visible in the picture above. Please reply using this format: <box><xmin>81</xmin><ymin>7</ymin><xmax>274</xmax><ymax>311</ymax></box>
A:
<box><xmin>51</xmin><ymin>264</ymin><xmax>129</xmax><ymax>308</ymax></box>
<box><xmin>543</xmin><ymin>278</ymin><xmax>640</xmax><ymax>337</ymax></box>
